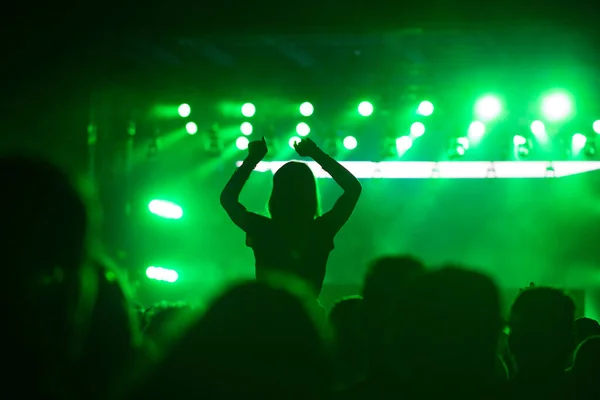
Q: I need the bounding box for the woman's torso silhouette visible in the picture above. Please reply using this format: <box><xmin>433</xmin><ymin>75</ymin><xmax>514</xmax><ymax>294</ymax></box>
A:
<box><xmin>244</xmin><ymin>214</ymin><xmax>338</xmax><ymax>296</ymax></box>
<box><xmin>221</xmin><ymin>143</ymin><xmax>362</xmax><ymax>298</ymax></box>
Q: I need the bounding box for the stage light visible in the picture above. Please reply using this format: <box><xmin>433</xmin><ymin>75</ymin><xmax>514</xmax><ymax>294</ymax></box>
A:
<box><xmin>583</xmin><ymin>138</ymin><xmax>596</xmax><ymax>158</ymax></box>
<box><xmin>343</xmin><ymin>136</ymin><xmax>357</xmax><ymax>150</ymax></box>
<box><xmin>410</xmin><ymin>122</ymin><xmax>425</xmax><ymax>138</ymax></box>
<box><xmin>447</xmin><ymin>137</ymin><xmax>469</xmax><ymax>158</ymax></box>
<box><xmin>358</xmin><ymin>101</ymin><xmax>374</xmax><ymax>117</ymax></box>
<box><xmin>296</xmin><ymin>122</ymin><xmax>310</xmax><ymax>137</ymax></box>
<box><xmin>146</xmin><ymin>266</ymin><xmax>179</xmax><ymax>283</ymax></box>
<box><xmin>516</xmin><ymin>146</ymin><xmax>530</xmax><ymax>158</ymax></box>
<box><xmin>417</xmin><ymin>101</ymin><xmax>434</xmax><ymax>116</ymax></box>
<box><xmin>240</xmin><ymin>122</ymin><xmax>253</xmax><ymax>135</ymax></box>
<box><xmin>457</xmin><ymin>137</ymin><xmax>470</xmax><ymax>150</ymax></box>
<box><xmin>468</xmin><ymin>121</ymin><xmax>486</xmax><ymax>140</ymax></box>
<box><xmin>396</xmin><ymin>136</ymin><xmax>413</xmax><ymax>154</ymax></box>
<box><xmin>299</xmin><ymin>102</ymin><xmax>314</xmax><ymax>117</ymax></box>
<box><xmin>185</xmin><ymin>122</ymin><xmax>198</xmax><ymax>135</ymax></box>
<box><xmin>513</xmin><ymin>136</ymin><xmax>531</xmax><ymax>159</ymax></box>
<box><xmin>530</xmin><ymin>120</ymin><xmax>545</xmax><ymax>136</ymax></box>
<box><xmin>593</xmin><ymin>120</ymin><xmax>600</xmax><ymax>134</ymax></box>
<box><xmin>449</xmin><ymin>144</ymin><xmax>464</xmax><ymax>158</ymax></box>
<box><xmin>236</xmin><ymin>136</ymin><xmax>249</xmax><ymax>150</ymax></box>
<box><xmin>475</xmin><ymin>95</ymin><xmax>502</xmax><ymax>121</ymax></box>
<box><xmin>178</xmin><ymin>103</ymin><xmax>191</xmax><ymax>118</ymax></box>
<box><xmin>513</xmin><ymin>135</ymin><xmax>527</xmax><ymax>146</ymax></box>
<box><xmin>572</xmin><ymin>133</ymin><xmax>587</xmax><ymax>148</ymax></box>
<box><xmin>241</xmin><ymin>103</ymin><xmax>256</xmax><ymax>117</ymax></box>
<box><xmin>289</xmin><ymin>136</ymin><xmax>301</xmax><ymax>149</ymax></box>
<box><xmin>148</xmin><ymin>199</ymin><xmax>183</xmax><ymax>220</ymax></box>
<box><xmin>541</xmin><ymin>92</ymin><xmax>572</xmax><ymax>121</ymax></box>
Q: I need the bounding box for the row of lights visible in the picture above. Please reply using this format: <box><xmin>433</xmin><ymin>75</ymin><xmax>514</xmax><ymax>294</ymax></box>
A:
<box><xmin>233</xmin><ymin>100</ymin><xmax>433</xmax><ymax>152</ymax></box>
<box><xmin>238</xmin><ymin>100</ymin><xmax>424</xmax><ymax>118</ymax></box>
<box><xmin>174</xmin><ymin>92</ymin><xmax>599</xmax><ymax>158</ymax></box>
<box><xmin>176</xmin><ymin>92</ymin><xmax>573</xmax><ymax>122</ymax></box>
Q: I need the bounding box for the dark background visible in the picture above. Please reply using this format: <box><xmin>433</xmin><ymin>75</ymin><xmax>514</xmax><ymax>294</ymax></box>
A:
<box><xmin>2</xmin><ymin>1</ymin><xmax>599</xmax><ymax>170</ymax></box>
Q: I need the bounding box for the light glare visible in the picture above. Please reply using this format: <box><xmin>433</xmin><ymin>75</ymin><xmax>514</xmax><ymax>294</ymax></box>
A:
<box><xmin>417</xmin><ymin>101</ymin><xmax>434</xmax><ymax>116</ymax></box>
<box><xmin>241</xmin><ymin>103</ymin><xmax>256</xmax><ymax>117</ymax></box>
<box><xmin>296</xmin><ymin>122</ymin><xmax>310</xmax><ymax>137</ymax></box>
<box><xmin>178</xmin><ymin>104</ymin><xmax>191</xmax><ymax>117</ymax></box>
<box><xmin>396</xmin><ymin>136</ymin><xmax>413</xmax><ymax>153</ymax></box>
<box><xmin>358</xmin><ymin>101</ymin><xmax>374</xmax><ymax>117</ymax></box>
<box><xmin>185</xmin><ymin>122</ymin><xmax>198</xmax><ymax>135</ymax></box>
<box><xmin>299</xmin><ymin>102</ymin><xmax>314</xmax><ymax>116</ymax></box>
<box><xmin>410</xmin><ymin>122</ymin><xmax>425</xmax><ymax>138</ymax></box>
<box><xmin>236</xmin><ymin>136</ymin><xmax>249</xmax><ymax>150</ymax></box>
<box><xmin>468</xmin><ymin>121</ymin><xmax>486</xmax><ymax>139</ymax></box>
<box><xmin>240</xmin><ymin>122</ymin><xmax>253</xmax><ymax>135</ymax></box>
<box><xmin>343</xmin><ymin>136</ymin><xmax>358</xmax><ymax>150</ymax></box>
<box><xmin>475</xmin><ymin>95</ymin><xmax>502</xmax><ymax>121</ymax></box>
<box><xmin>541</xmin><ymin>92</ymin><xmax>572</xmax><ymax>121</ymax></box>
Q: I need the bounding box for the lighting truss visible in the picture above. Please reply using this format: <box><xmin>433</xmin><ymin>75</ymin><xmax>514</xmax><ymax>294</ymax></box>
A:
<box><xmin>236</xmin><ymin>161</ymin><xmax>600</xmax><ymax>179</ymax></box>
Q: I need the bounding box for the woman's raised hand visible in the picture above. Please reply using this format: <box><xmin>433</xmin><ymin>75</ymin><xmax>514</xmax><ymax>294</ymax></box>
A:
<box><xmin>248</xmin><ymin>137</ymin><xmax>268</xmax><ymax>162</ymax></box>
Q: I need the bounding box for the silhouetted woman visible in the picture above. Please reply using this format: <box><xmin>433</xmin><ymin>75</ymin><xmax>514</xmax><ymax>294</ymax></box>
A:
<box><xmin>220</xmin><ymin>137</ymin><xmax>361</xmax><ymax>297</ymax></box>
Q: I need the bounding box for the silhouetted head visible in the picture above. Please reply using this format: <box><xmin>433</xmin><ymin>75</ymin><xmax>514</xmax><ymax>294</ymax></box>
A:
<box><xmin>269</xmin><ymin>161</ymin><xmax>319</xmax><ymax>224</ymax></box>
<box><xmin>361</xmin><ymin>255</ymin><xmax>426</xmax><ymax>375</ymax></box>
<box><xmin>143</xmin><ymin>301</ymin><xmax>194</xmax><ymax>343</ymax></box>
<box><xmin>508</xmin><ymin>287</ymin><xmax>575</xmax><ymax>375</ymax></box>
<box><xmin>362</xmin><ymin>255</ymin><xmax>426</xmax><ymax>306</ymax></box>
<box><xmin>571</xmin><ymin>335</ymin><xmax>600</xmax><ymax>395</ymax></box>
<box><xmin>0</xmin><ymin>155</ymin><xmax>89</xmax><ymax>271</ymax></box>
<box><xmin>574</xmin><ymin>317</ymin><xmax>600</xmax><ymax>346</ymax></box>
<box><xmin>0</xmin><ymin>154</ymin><xmax>94</xmax><ymax>396</ymax></box>
<box><xmin>140</xmin><ymin>276</ymin><xmax>332</xmax><ymax>398</ymax></box>
<box><xmin>400</xmin><ymin>266</ymin><xmax>502</xmax><ymax>388</ymax></box>
<box><xmin>75</xmin><ymin>259</ymin><xmax>141</xmax><ymax>398</ymax></box>
<box><xmin>329</xmin><ymin>296</ymin><xmax>364</xmax><ymax>338</ymax></box>
<box><xmin>329</xmin><ymin>296</ymin><xmax>367</xmax><ymax>388</ymax></box>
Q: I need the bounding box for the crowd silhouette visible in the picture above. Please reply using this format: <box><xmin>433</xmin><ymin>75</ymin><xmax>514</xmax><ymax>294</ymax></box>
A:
<box><xmin>2</xmin><ymin>139</ymin><xmax>599</xmax><ymax>399</ymax></box>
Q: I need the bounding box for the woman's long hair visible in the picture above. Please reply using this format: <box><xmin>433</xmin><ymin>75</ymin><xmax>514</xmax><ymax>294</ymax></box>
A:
<box><xmin>268</xmin><ymin>161</ymin><xmax>320</xmax><ymax>224</ymax></box>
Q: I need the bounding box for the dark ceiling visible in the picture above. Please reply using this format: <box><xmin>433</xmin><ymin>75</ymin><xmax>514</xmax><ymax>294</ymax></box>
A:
<box><xmin>1</xmin><ymin>0</ymin><xmax>598</xmax><ymax>171</ymax></box>
<box><xmin>114</xmin><ymin>27</ymin><xmax>597</xmax><ymax>93</ymax></box>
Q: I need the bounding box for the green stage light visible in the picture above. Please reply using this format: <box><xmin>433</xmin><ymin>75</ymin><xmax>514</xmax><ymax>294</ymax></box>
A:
<box><xmin>241</xmin><ymin>103</ymin><xmax>256</xmax><ymax>117</ymax></box>
<box><xmin>593</xmin><ymin>120</ymin><xmax>600</xmax><ymax>134</ymax></box>
<box><xmin>148</xmin><ymin>199</ymin><xmax>183</xmax><ymax>219</ymax></box>
<box><xmin>541</xmin><ymin>92</ymin><xmax>572</xmax><ymax>121</ymax></box>
<box><xmin>240</xmin><ymin>122</ymin><xmax>253</xmax><ymax>135</ymax></box>
<box><xmin>146</xmin><ymin>266</ymin><xmax>179</xmax><ymax>283</ymax></box>
<box><xmin>178</xmin><ymin>104</ymin><xmax>191</xmax><ymax>117</ymax></box>
<box><xmin>343</xmin><ymin>136</ymin><xmax>357</xmax><ymax>150</ymax></box>
<box><xmin>236</xmin><ymin>136</ymin><xmax>249</xmax><ymax>150</ymax></box>
<box><xmin>513</xmin><ymin>135</ymin><xmax>527</xmax><ymax>146</ymax></box>
<box><xmin>296</xmin><ymin>122</ymin><xmax>310</xmax><ymax>137</ymax></box>
<box><xmin>396</xmin><ymin>136</ymin><xmax>413</xmax><ymax>153</ymax></box>
<box><xmin>572</xmin><ymin>133</ymin><xmax>587</xmax><ymax>148</ymax></box>
<box><xmin>410</xmin><ymin>122</ymin><xmax>425</xmax><ymax>138</ymax></box>
<box><xmin>468</xmin><ymin>121</ymin><xmax>486</xmax><ymax>139</ymax></box>
<box><xmin>417</xmin><ymin>101</ymin><xmax>434</xmax><ymax>116</ymax></box>
<box><xmin>299</xmin><ymin>102</ymin><xmax>314</xmax><ymax>117</ymax></box>
<box><xmin>185</xmin><ymin>122</ymin><xmax>198</xmax><ymax>135</ymax></box>
<box><xmin>475</xmin><ymin>95</ymin><xmax>502</xmax><ymax>121</ymax></box>
<box><xmin>358</xmin><ymin>101</ymin><xmax>374</xmax><ymax>117</ymax></box>
<box><xmin>530</xmin><ymin>120</ymin><xmax>546</xmax><ymax>136</ymax></box>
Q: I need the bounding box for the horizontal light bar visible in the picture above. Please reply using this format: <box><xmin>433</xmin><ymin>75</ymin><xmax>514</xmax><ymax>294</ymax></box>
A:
<box><xmin>236</xmin><ymin>161</ymin><xmax>600</xmax><ymax>179</ymax></box>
